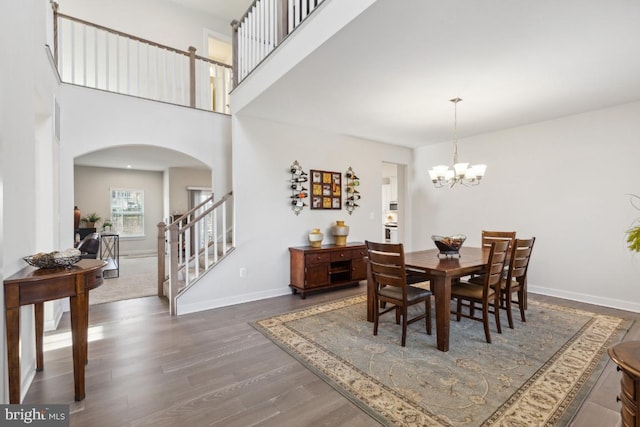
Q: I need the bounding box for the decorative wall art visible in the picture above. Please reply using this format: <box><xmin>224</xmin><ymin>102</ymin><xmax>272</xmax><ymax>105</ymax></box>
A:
<box><xmin>310</xmin><ymin>169</ymin><xmax>342</xmax><ymax>210</ymax></box>
<box><xmin>344</xmin><ymin>166</ymin><xmax>360</xmax><ymax>215</ymax></box>
<box><xmin>290</xmin><ymin>160</ymin><xmax>308</xmax><ymax>215</ymax></box>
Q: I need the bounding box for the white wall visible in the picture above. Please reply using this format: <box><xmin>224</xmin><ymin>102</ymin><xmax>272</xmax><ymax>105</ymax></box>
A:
<box><xmin>412</xmin><ymin>101</ymin><xmax>640</xmax><ymax>312</ymax></box>
<box><xmin>58</xmin><ymin>0</ymin><xmax>231</xmax><ymax>55</ymax></box>
<box><xmin>176</xmin><ymin>115</ymin><xmax>414</xmax><ymax>313</ymax></box>
<box><xmin>74</xmin><ymin>166</ymin><xmax>164</xmax><ymax>256</ymax></box>
<box><xmin>58</xmin><ymin>85</ymin><xmax>231</xmax><ymax>250</ymax></box>
<box><xmin>168</xmin><ymin>167</ymin><xmax>212</xmax><ymax>215</ymax></box>
<box><xmin>1</xmin><ymin>0</ymin><xmax>59</xmax><ymax>404</ymax></box>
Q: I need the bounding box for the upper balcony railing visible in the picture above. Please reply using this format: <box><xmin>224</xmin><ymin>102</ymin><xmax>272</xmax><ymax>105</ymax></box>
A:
<box><xmin>231</xmin><ymin>0</ymin><xmax>326</xmax><ymax>85</ymax></box>
<box><xmin>52</xmin><ymin>3</ymin><xmax>233</xmax><ymax>114</ymax></box>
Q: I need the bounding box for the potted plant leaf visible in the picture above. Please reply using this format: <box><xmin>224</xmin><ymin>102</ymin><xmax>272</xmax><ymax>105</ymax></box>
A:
<box><xmin>627</xmin><ymin>195</ymin><xmax>640</xmax><ymax>252</ymax></box>
<box><xmin>81</xmin><ymin>212</ymin><xmax>101</xmax><ymax>228</ymax></box>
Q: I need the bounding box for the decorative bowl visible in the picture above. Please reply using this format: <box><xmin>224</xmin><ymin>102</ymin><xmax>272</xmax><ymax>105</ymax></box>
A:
<box><xmin>24</xmin><ymin>252</ymin><xmax>81</xmax><ymax>269</ymax></box>
<box><xmin>431</xmin><ymin>234</ymin><xmax>466</xmax><ymax>257</ymax></box>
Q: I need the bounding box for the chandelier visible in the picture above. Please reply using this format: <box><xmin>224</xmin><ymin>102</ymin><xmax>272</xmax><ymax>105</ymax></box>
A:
<box><xmin>429</xmin><ymin>98</ymin><xmax>486</xmax><ymax>188</ymax></box>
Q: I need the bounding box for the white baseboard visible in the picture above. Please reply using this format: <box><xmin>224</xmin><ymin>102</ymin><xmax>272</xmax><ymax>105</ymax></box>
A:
<box><xmin>176</xmin><ymin>287</ymin><xmax>291</xmax><ymax>316</ymax></box>
<box><xmin>529</xmin><ymin>285</ymin><xmax>640</xmax><ymax>313</ymax></box>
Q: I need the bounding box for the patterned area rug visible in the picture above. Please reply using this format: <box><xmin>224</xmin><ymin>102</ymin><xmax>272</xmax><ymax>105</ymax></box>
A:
<box><xmin>253</xmin><ymin>295</ymin><xmax>630</xmax><ymax>426</ymax></box>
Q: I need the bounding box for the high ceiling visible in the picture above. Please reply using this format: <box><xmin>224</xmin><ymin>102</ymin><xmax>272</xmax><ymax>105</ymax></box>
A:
<box><xmin>76</xmin><ymin>0</ymin><xmax>640</xmax><ymax>170</ymax></box>
<box><xmin>238</xmin><ymin>0</ymin><xmax>640</xmax><ymax>148</ymax></box>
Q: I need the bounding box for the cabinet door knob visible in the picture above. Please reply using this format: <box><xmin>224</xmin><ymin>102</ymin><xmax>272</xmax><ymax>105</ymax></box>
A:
<box><xmin>616</xmin><ymin>396</ymin><xmax>621</xmax><ymax>403</ymax></box>
<box><xmin>617</xmin><ymin>366</ymin><xmax>621</xmax><ymax>372</ymax></box>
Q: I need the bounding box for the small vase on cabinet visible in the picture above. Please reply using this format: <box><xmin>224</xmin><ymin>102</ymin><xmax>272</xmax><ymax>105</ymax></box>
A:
<box><xmin>332</xmin><ymin>220</ymin><xmax>349</xmax><ymax>246</ymax></box>
<box><xmin>308</xmin><ymin>228</ymin><xmax>324</xmax><ymax>248</ymax></box>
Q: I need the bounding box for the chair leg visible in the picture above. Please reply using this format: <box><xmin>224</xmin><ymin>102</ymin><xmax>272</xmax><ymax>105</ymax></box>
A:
<box><xmin>482</xmin><ymin>300</ymin><xmax>492</xmax><ymax>344</ymax></box>
<box><xmin>506</xmin><ymin>291</ymin><xmax>514</xmax><ymax>329</ymax></box>
<box><xmin>493</xmin><ymin>295</ymin><xmax>502</xmax><ymax>334</ymax></box>
<box><xmin>456</xmin><ymin>299</ymin><xmax>462</xmax><ymax>321</ymax></box>
<box><xmin>373</xmin><ymin>296</ymin><xmax>379</xmax><ymax>336</ymax></box>
<box><xmin>425</xmin><ymin>298</ymin><xmax>432</xmax><ymax>335</ymax></box>
<box><xmin>518</xmin><ymin>289</ymin><xmax>526</xmax><ymax>322</ymax></box>
<box><xmin>401</xmin><ymin>306</ymin><xmax>408</xmax><ymax>347</ymax></box>
<box><xmin>395</xmin><ymin>306</ymin><xmax>400</xmax><ymax>325</ymax></box>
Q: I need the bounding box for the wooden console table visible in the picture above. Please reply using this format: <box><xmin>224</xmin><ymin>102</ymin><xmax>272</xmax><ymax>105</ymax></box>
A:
<box><xmin>609</xmin><ymin>341</ymin><xmax>640</xmax><ymax>426</ymax></box>
<box><xmin>289</xmin><ymin>242</ymin><xmax>366</xmax><ymax>299</ymax></box>
<box><xmin>4</xmin><ymin>259</ymin><xmax>105</xmax><ymax>403</ymax></box>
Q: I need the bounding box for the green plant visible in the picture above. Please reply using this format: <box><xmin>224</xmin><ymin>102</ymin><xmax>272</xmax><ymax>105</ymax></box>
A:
<box><xmin>81</xmin><ymin>212</ymin><xmax>101</xmax><ymax>223</ymax></box>
<box><xmin>627</xmin><ymin>194</ymin><xmax>640</xmax><ymax>252</ymax></box>
<box><xmin>103</xmin><ymin>219</ymin><xmax>113</xmax><ymax>227</ymax></box>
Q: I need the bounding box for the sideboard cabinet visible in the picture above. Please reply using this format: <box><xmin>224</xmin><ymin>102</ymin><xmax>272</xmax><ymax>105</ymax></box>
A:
<box><xmin>289</xmin><ymin>242</ymin><xmax>366</xmax><ymax>298</ymax></box>
<box><xmin>609</xmin><ymin>341</ymin><xmax>640</xmax><ymax>427</ymax></box>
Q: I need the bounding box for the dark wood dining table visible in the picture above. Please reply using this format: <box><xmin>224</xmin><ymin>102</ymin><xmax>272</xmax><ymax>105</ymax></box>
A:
<box><xmin>366</xmin><ymin>246</ymin><xmax>489</xmax><ymax>352</ymax></box>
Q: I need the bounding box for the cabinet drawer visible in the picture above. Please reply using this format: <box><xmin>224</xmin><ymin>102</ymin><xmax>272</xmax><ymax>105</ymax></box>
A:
<box><xmin>330</xmin><ymin>249</ymin><xmax>353</xmax><ymax>262</ymax></box>
<box><xmin>621</xmin><ymin>372</ymin><xmax>636</xmax><ymax>401</ymax></box>
<box><xmin>351</xmin><ymin>248</ymin><xmax>367</xmax><ymax>260</ymax></box>
<box><xmin>305</xmin><ymin>253</ymin><xmax>330</xmax><ymax>265</ymax></box>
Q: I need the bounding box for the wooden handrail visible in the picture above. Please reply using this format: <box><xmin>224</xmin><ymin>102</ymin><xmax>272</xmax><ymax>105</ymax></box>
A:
<box><xmin>54</xmin><ymin>11</ymin><xmax>232</xmax><ymax>70</ymax></box>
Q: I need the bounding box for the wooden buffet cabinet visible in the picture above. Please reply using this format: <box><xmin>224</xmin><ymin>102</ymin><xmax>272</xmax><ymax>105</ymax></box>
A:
<box><xmin>609</xmin><ymin>341</ymin><xmax>640</xmax><ymax>426</ymax></box>
<box><xmin>289</xmin><ymin>242</ymin><xmax>366</xmax><ymax>298</ymax></box>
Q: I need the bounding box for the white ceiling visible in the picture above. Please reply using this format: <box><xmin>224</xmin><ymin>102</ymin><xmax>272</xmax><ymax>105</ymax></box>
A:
<box><xmin>75</xmin><ymin>146</ymin><xmax>208</xmax><ymax>171</ymax></box>
<box><xmin>239</xmin><ymin>0</ymin><xmax>640</xmax><ymax>148</ymax></box>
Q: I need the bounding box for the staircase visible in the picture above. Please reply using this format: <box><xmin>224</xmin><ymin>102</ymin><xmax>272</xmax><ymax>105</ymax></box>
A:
<box><xmin>157</xmin><ymin>191</ymin><xmax>235</xmax><ymax>315</ymax></box>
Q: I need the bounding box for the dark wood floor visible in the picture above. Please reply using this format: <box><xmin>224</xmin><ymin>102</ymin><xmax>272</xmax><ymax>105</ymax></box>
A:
<box><xmin>24</xmin><ymin>285</ymin><xmax>638</xmax><ymax>427</ymax></box>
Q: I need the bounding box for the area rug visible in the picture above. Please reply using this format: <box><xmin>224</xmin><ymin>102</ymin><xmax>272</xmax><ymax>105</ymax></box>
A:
<box><xmin>253</xmin><ymin>295</ymin><xmax>631</xmax><ymax>426</ymax></box>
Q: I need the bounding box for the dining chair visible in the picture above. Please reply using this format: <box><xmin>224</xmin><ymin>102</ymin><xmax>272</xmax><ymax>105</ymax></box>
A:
<box><xmin>468</xmin><ymin>230</ymin><xmax>516</xmax><ymax>281</ymax></box>
<box><xmin>498</xmin><ymin>237</ymin><xmax>536</xmax><ymax>328</ymax></box>
<box><xmin>365</xmin><ymin>241</ymin><xmax>432</xmax><ymax>347</ymax></box>
<box><xmin>450</xmin><ymin>240</ymin><xmax>510</xmax><ymax>344</ymax></box>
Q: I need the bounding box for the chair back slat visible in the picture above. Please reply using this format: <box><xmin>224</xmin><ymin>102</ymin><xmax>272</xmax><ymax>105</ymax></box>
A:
<box><xmin>486</xmin><ymin>240</ymin><xmax>510</xmax><ymax>288</ymax></box>
<box><xmin>366</xmin><ymin>241</ymin><xmax>407</xmax><ymax>292</ymax></box>
<box><xmin>506</xmin><ymin>237</ymin><xmax>536</xmax><ymax>282</ymax></box>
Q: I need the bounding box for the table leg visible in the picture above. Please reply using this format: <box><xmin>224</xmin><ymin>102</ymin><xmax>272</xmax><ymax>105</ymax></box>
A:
<box><xmin>35</xmin><ymin>302</ymin><xmax>44</xmax><ymax>371</ymax></box>
<box><xmin>6</xmin><ymin>306</ymin><xmax>21</xmax><ymax>403</ymax></box>
<box><xmin>431</xmin><ymin>276</ymin><xmax>451</xmax><ymax>352</ymax></box>
<box><xmin>69</xmin><ymin>292</ymin><xmax>87</xmax><ymax>401</ymax></box>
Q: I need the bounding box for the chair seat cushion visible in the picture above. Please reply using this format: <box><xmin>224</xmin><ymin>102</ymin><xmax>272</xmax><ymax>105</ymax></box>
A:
<box><xmin>451</xmin><ymin>282</ymin><xmax>495</xmax><ymax>300</ymax></box>
<box><xmin>379</xmin><ymin>285</ymin><xmax>431</xmax><ymax>302</ymax></box>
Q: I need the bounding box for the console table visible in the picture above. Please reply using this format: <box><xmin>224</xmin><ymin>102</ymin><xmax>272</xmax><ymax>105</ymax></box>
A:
<box><xmin>289</xmin><ymin>242</ymin><xmax>366</xmax><ymax>298</ymax></box>
<box><xmin>4</xmin><ymin>259</ymin><xmax>106</xmax><ymax>403</ymax></box>
<box><xmin>609</xmin><ymin>341</ymin><xmax>640</xmax><ymax>426</ymax></box>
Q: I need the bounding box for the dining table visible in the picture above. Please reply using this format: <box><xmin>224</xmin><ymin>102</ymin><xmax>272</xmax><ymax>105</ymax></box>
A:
<box><xmin>366</xmin><ymin>246</ymin><xmax>489</xmax><ymax>352</ymax></box>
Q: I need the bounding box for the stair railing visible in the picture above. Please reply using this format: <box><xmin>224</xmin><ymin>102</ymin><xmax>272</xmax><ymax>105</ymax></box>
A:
<box><xmin>231</xmin><ymin>0</ymin><xmax>326</xmax><ymax>85</ymax></box>
<box><xmin>52</xmin><ymin>2</ymin><xmax>233</xmax><ymax>113</ymax></box>
<box><xmin>157</xmin><ymin>191</ymin><xmax>235</xmax><ymax>315</ymax></box>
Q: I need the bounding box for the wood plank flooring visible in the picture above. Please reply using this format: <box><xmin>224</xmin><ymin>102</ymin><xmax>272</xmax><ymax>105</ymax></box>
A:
<box><xmin>23</xmin><ymin>285</ymin><xmax>639</xmax><ymax>426</ymax></box>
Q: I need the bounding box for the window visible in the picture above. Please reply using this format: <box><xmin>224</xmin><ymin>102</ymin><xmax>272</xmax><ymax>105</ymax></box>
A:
<box><xmin>110</xmin><ymin>188</ymin><xmax>144</xmax><ymax>237</ymax></box>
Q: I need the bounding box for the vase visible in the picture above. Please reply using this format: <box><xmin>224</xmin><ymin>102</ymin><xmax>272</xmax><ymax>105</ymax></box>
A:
<box><xmin>308</xmin><ymin>228</ymin><xmax>324</xmax><ymax>248</ymax></box>
<box><xmin>74</xmin><ymin>206</ymin><xmax>81</xmax><ymax>229</ymax></box>
<box><xmin>332</xmin><ymin>220</ymin><xmax>349</xmax><ymax>246</ymax></box>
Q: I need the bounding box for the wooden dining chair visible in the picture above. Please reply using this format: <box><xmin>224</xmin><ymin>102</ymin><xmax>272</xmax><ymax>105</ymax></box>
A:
<box><xmin>498</xmin><ymin>237</ymin><xmax>536</xmax><ymax>328</ymax></box>
<box><xmin>450</xmin><ymin>240</ymin><xmax>510</xmax><ymax>344</ymax></box>
<box><xmin>365</xmin><ymin>241</ymin><xmax>432</xmax><ymax>347</ymax></box>
<box><xmin>468</xmin><ymin>230</ymin><xmax>516</xmax><ymax>281</ymax></box>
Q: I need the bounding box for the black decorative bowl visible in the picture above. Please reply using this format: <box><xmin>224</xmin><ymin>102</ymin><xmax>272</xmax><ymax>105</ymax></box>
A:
<box><xmin>431</xmin><ymin>234</ymin><xmax>466</xmax><ymax>258</ymax></box>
